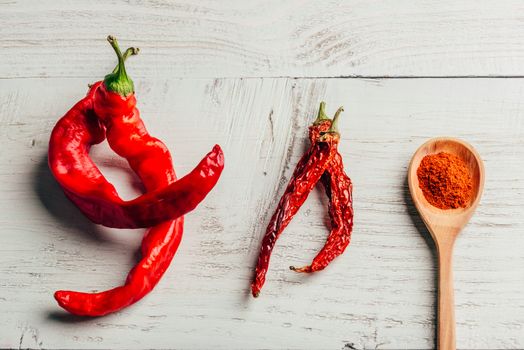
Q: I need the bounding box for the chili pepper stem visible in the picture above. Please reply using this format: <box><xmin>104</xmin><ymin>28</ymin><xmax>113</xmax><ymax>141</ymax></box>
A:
<box><xmin>123</xmin><ymin>47</ymin><xmax>140</xmax><ymax>59</ymax></box>
<box><xmin>319</xmin><ymin>106</ymin><xmax>344</xmax><ymax>142</ymax></box>
<box><xmin>110</xmin><ymin>47</ymin><xmax>140</xmax><ymax>74</ymax></box>
<box><xmin>313</xmin><ymin>101</ymin><xmax>330</xmax><ymax>125</ymax></box>
<box><xmin>104</xmin><ymin>35</ymin><xmax>136</xmax><ymax>96</ymax></box>
<box><xmin>289</xmin><ymin>265</ymin><xmax>311</xmax><ymax>273</ymax></box>
<box><xmin>329</xmin><ymin>107</ymin><xmax>344</xmax><ymax>133</ymax></box>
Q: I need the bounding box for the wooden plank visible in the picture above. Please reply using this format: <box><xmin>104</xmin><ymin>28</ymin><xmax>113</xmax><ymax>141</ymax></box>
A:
<box><xmin>0</xmin><ymin>77</ymin><xmax>523</xmax><ymax>349</ymax></box>
<box><xmin>2</xmin><ymin>1</ymin><xmax>524</xmax><ymax>79</ymax></box>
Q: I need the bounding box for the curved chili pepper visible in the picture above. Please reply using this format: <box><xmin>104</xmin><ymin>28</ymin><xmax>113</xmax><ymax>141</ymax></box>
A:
<box><xmin>251</xmin><ymin>124</ymin><xmax>339</xmax><ymax>297</ymax></box>
<box><xmin>53</xmin><ymin>36</ymin><xmax>223</xmax><ymax>316</ymax></box>
<box><xmin>290</xmin><ymin>153</ymin><xmax>353</xmax><ymax>273</ymax></box>
<box><xmin>54</xmin><ymin>129</ymin><xmax>186</xmax><ymax>315</ymax></box>
<box><xmin>48</xmin><ymin>46</ymin><xmax>224</xmax><ymax>229</ymax></box>
<box><xmin>252</xmin><ymin>103</ymin><xmax>354</xmax><ymax>297</ymax></box>
<box><xmin>291</xmin><ymin>103</ymin><xmax>354</xmax><ymax>273</ymax></box>
<box><xmin>55</xmin><ymin>218</ymin><xmax>183</xmax><ymax>316</ymax></box>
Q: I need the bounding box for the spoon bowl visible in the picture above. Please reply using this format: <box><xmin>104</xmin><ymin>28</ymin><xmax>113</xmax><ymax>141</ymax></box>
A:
<box><xmin>408</xmin><ymin>137</ymin><xmax>484</xmax><ymax>350</ymax></box>
<box><xmin>408</xmin><ymin>137</ymin><xmax>484</xmax><ymax>237</ymax></box>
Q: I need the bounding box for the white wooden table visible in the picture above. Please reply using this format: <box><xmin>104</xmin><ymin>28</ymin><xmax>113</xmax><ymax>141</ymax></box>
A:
<box><xmin>1</xmin><ymin>1</ymin><xmax>524</xmax><ymax>349</ymax></box>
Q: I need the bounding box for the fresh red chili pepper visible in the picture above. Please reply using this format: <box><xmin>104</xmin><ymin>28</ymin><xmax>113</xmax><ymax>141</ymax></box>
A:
<box><xmin>52</xmin><ymin>36</ymin><xmax>224</xmax><ymax>316</ymax></box>
<box><xmin>48</xmin><ymin>43</ymin><xmax>223</xmax><ymax>229</ymax></box>
<box><xmin>290</xmin><ymin>103</ymin><xmax>354</xmax><ymax>273</ymax></box>
<box><xmin>54</xmin><ymin>130</ymin><xmax>186</xmax><ymax>315</ymax></box>
<box><xmin>251</xmin><ymin>111</ymin><xmax>340</xmax><ymax>297</ymax></box>
<box><xmin>55</xmin><ymin>216</ymin><xmax>183</xmax><ymax>316</ymax></box>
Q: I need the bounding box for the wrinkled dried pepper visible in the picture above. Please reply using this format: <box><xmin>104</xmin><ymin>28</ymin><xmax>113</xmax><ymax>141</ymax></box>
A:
<box><xmin>291</xmin><ymin>103</ymin><xmax>354</xmax><ymax>273</ymax></box>
<box><xmin>252</xmin><ymin>102</ymin><xmax>354</xmax><ymax>297</ymax></box>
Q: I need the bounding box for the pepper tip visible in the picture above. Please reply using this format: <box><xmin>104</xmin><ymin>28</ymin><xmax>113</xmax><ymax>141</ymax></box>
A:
<box><xmin>54</xmin><ymin>290</ymin><xmax>69</xmax><ymax>306</ymax></box>
<box><xmin>211</xmin><ymin>144</ymin><xmax>224</xmax><ymax>166</ymax></box>
<box><xmin>290</xmin><ymin>265</ymin><xmax>310</xmax><ymax>273</ymax></box>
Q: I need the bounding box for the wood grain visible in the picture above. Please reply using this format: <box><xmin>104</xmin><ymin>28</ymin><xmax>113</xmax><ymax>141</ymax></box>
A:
<box><xmin>2</xmin><ymin>0</ymin><xmax>524</xmax><ymax>79</ymax></box>
<box><xmin>0</xmin><ymin>77</ymin><xmax>523</xmax><ymax>349</ymax></box>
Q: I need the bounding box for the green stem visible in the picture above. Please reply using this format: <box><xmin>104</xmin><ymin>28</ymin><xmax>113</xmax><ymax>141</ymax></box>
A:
<box><xmin>328</xmin><ymin>106</ymin><xmax>344</xmax><ymax>134</ymax></box>
<box><xmin>111</xmin><ymin>47</ymin><xmax>140</xmax><ymax>74</ymax></box>
<box><xmin>124</xmin><ymin>47</ymin><xmax>140</xmax><ymax>60</ymax></box>
<box><xmin>104</xmin><ymin>35</ymin><xmax>136</xmax><ymax>96</ymax></box>
<box><xmin>319</xmin><ymin>106</ymin><xmax>344</xmax><ymax>141</ymax></box>
<box><xmin>313</xmin><ymin>101</ymin><xmax>330</xmax><ymax>125</ymax></box>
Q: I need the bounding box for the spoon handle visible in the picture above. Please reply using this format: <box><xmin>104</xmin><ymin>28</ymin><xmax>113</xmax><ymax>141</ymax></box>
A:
<box><xmin>438</xmin><ymin>241</ymin><xmax>456</xmax><ymax>350</ymax></box>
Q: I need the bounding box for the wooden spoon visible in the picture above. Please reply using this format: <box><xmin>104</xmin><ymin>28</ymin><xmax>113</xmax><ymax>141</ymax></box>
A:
<box><xmin>408</xmin><ymin>137</ymin><xmax>485</xmax><ymax>350</ymax></box>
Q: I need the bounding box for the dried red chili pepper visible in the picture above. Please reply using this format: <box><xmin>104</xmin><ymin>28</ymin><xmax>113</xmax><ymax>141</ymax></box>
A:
<box><xmin>48</xmin><ymin>41</ymin><xmax>223</xmax><ymax>229</ymax></box>
<box><xmin>289</xmin><ymin>103</ymin><xmax>354</xmax><ymax>273</ymax></box>
<box><xmin>52</xmin><ymin>36</ymin><xmax>224</xmax><ymax>316</ymax></box>
<box><xmin>291</xmin><ymin>153</ymin><xmax>353</xmax><ymax>273</ymax></box>
<box><xmin>251</xmin><ymin>105</ymin><xmax>341</xmax><ymax>297</ymax></box>
<box><xmin>252</xmin><ymin>103</ymin><xmax>354</xmax><ymax>296</ymax></box>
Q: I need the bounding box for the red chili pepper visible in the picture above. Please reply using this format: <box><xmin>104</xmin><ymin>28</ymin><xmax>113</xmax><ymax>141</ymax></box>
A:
<box><xmin>48</xmin><ymin>43</ymin><xmax>223</xmax><ymax>229</ymax></box>
<box><xmin>52</xmin><ymin>36</ymin><xmax>224</xmax><ymax>316</ymax></box>
<box><xmin>251</xmin><ymin>110</ymin><xmax>341</xmax><ymax>297</ymax></box>
<box><xmin>291</xmin><ymin>103</ymin><xmax>354</xmax><ymax>273</ymax></box>
<box><xmin>252</xmin><ymin>103</ymin><xmax>354</xmax><ymax>296</ymax></box>
<box><xmin>54</xmin><ymin>219</ymin><xmax>183</xmax><ymax>316</ymax></box>
<box><xmin>306</xmin><ymin>155</ymin><xmax>353</xmax><ymax>272</ymax></box>
<box><xmin>54</xmin><ymin>136</ymin><xmax>186</xmax><ymax>315</ymax></box>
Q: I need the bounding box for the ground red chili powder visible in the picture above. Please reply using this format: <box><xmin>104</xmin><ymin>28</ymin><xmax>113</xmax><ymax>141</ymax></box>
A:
<box><xmin>417</xmin><ymin>152</ymin><xmax>473</xmax><ymax>209</ymax></box>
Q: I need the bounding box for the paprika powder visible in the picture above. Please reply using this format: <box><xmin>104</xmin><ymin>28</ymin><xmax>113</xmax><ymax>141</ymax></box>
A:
<box><xmin>417</xmin><ymin>152</ymin><xmax>472</xmax><ymax>209</ymax></box>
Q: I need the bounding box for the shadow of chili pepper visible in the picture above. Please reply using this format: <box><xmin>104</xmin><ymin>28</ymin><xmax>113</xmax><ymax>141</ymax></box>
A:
<box><xmin>33</xmin><ymin>154</ymin><xmax>108</xmax><ymax>243</ymax></box>
<box><xmin>46</xmin><ymin>310</ymin><xmax>97</xmax><ymax>323</ymax></box>
<box><xmin>90</xmin><ymin>152</ymin><xmax>146</xmax><ymax>199</ymax></box>
<box><xmin>403</xmin><ymin>175</ymin><xmax>438</xmax><ymax>349</ymax></box>
<box><xmin>34</xmin><ymin>154</ymin><xmax>111</xmax><ymax>322</ymax></box>
<box><xmin>34</xmin><ymin>154</ymin><xmax>147</xmax><ymax>320</ymax></box>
